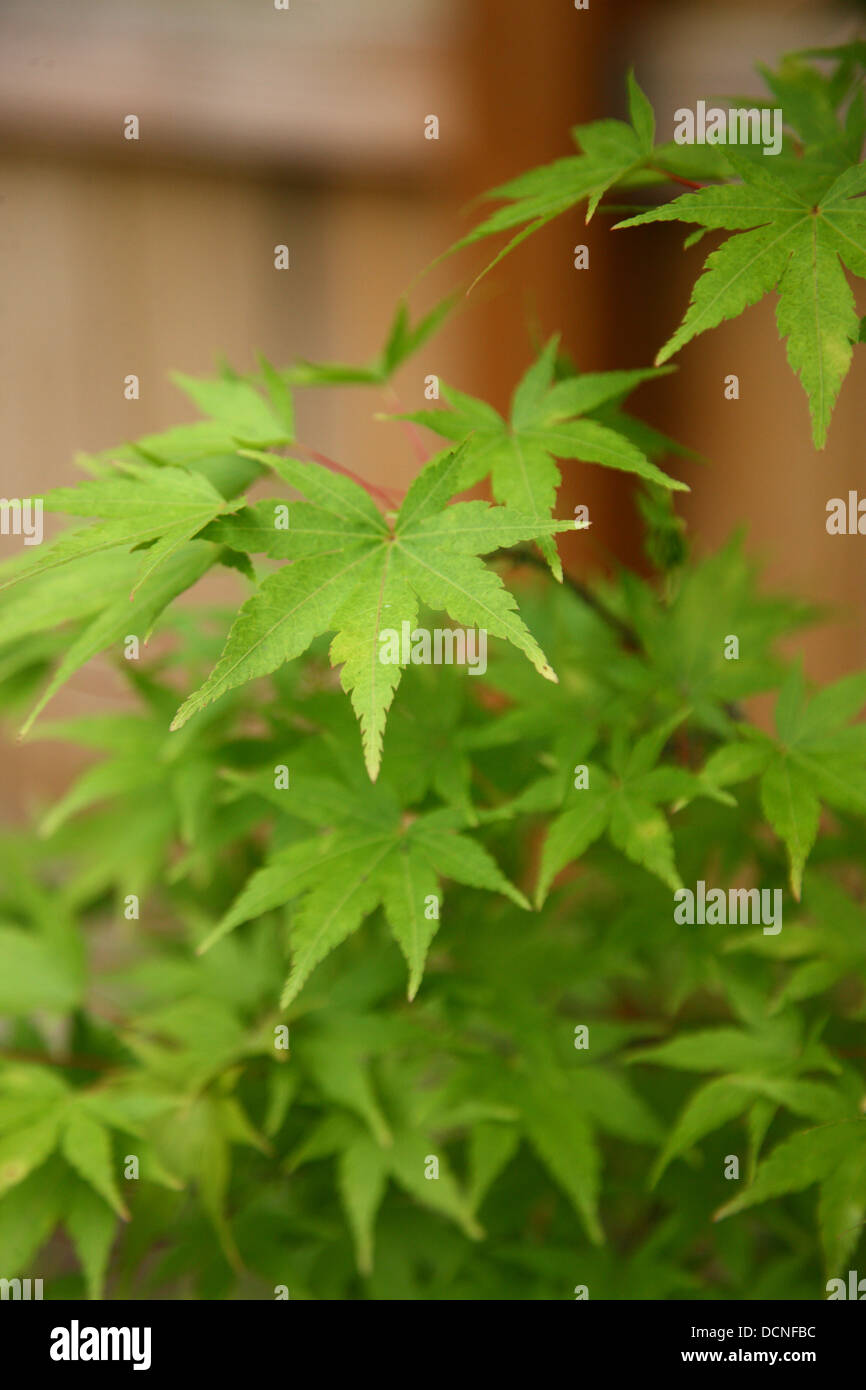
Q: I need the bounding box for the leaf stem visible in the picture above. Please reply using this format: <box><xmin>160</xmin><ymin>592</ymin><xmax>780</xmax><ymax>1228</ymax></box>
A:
<box><xmin>507</xmin><ymin>545</ymin><xmax>642</xmax><ymax>652</ymax></box>
<box><xmin>292</xmin><ymin>442</ymin><xmax>401</xmax><ymax>508</ymax></box>
<box><xmin>0</xmin><ymin>1047</ymin><xmax>117</xmax><ymax>1072</ymax></box>
<box><xmin>507</xmin><ymin>545</ymin><xmax>744</xmax><ymax>724</ymax></box>
<box><xmin>383</xmin><ymin>386</ymin><xmax>431</xmax><ymax>465</ymax></box>
<box><xmin>648</xmin><ymin>166</ymin><xmax>708</xmax><ymax>191</ymax></box>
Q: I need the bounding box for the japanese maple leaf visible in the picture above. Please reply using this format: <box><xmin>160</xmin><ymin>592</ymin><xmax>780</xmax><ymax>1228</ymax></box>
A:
<box><xmin>283</xmin><ymin>294</ymin><xmax>457</xmax><ymax>387</ymax></box>
<box><xmin>628</xmin><ymin>1014</ymin><xmax>848</xmax><ymax>1189</ymax></box>
<box><xmin>198</xmin><ymin>774</ymin><xmax>529</xmax><ymax>1006</ymax></box>
<box><xmin>537</xmin><ymin>712</ymin><xmax>728</xmax><ymax>900</ymax></box>
<box><xmin>170</xmin><ymin>443</ymin><xmax>571</xmax><ymax>778</ymax></box>
<box><xmin>0</xmin><ymin>462</ymin><xmax>239</xmax><ymax>599</ymax></box>
<box><xmin>616</xmin><ymin>153</ymin><xmax>866</xmax><ymax>446</ymax></box>
<box><xmin>705</xmin><ymin>666</ymin><xmax>866</xmax><ymax>897</ymax></box>
<box><xmin>726</xmin><ymin>872</ymin><xmax>866</xmax><ymax>1013</ymax></box>
<box><xmin>393</xmin><ymin>338</ymin><xmax>684</xmax><ymax>581</ymax></box>
<box><xmin>715</xmin><ymin>1116</ymin><xmax>866</xmax><ymax>1274</ymax></box>
<box><xmin>445</xmin><ymin>71</ymin><xmax>730</xmax><ymax>283</ymax></box>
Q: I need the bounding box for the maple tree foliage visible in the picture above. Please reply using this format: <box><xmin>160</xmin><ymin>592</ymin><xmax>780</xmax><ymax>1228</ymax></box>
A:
<box><xmin>0</xmin><ymin>43</ymin><xmax>864</xmax><ymax>1302</ymax></box>
<box><xmin>453</xmin><ymin>48</ymin><xmax>866</xmax><ymax>447</ymax></box>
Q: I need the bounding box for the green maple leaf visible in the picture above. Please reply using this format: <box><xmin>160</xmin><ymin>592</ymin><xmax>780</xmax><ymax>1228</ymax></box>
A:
<box><xmin>63</xmin><ymin>1179</ymin><xmax>118</xmax><ymax>1301</ymax></box>
<box><xmin>705</xmin><ymin>666</ymin><xmax>866</xmax><ymax>897</ymax></box>
<box><xmin>515</xmin><ymin>1070</ymin><xmax>603</xmax><ymax>1245</ymax></box>
<box><xmin>121</xmin><ymin>997</ymin><xmax>272</xmax><ymax>1094</ymax></box>
<box><xmin>135</xmin><ymin>1085</ymin><xmax>266</xmax><ymax>1269</ymax></box>
<box><xmin>382</xmin><ymin>1128</ymin><xmax>483</xmax><ymax>1240</ymax></box>
<box><xmin>84</xmin><ymin>363</ymin><xmax>293</xmax><ymax>505</ymax></box>
<box><xmin>60</xmin><ymin>1110</ymin><xmax>129</xmax><ymax>1219</ymax></box>
<box><xmin>724</xmin><ymin>873</ymin><xmax>866</xmax><ymax>1013</ymax></box>
<box><xmin>29</xmin><ymin>703</ymin><xmax>234</xmax><ymax>860</ymax></box>
<box><xmin>11</xmin><ymin>542</ymin><xmax>217</xmax><ymax>737</ymax></box>
<box><xmin>23</xmin><ymin>678</ymin><xmax>266</xmax><ymax>903</ymax></box>
<box><xmin>758</xmin><ymin>49</ymin><xmax>866</xmax><ymax>163</ymax></box>
<box><xmin>627</xmin><ymin>1014</ymin><xmax>839</xmax><ymax>1079</ymax></box>
<box><xmin>378</xmin><ymin>665</ymin><xmax>475</xmax><ymax>819</ymax></box>
<box><xmin>0</xmin><ymin>462</ymin><xmax>237</xmax><ymax>600</ymax></box>
<box><xmin>170</xmin><ymin>443</ymin><xmax>568</xmax><ymax>778</ymax></box>
<box><xmin>537</xmin><ymin>711</ymin><xmax>726</xmax><ymax>901</ymax></box>
<box><xmin>476</xmin><ymin>534</ymin><xmax>809</xmax><ymax>758</ymax></box>
<box><xmin>0</xmin><ymin>922</ymin><xmax>83</xmax><ymax>1015</ymax></box>
<box><xmin>612</xmin><ymin>535</ymin><xmax>815</xmax><ymax>735</ymax></box>
<box><xmin>393</xmin><ymin>339</ymin><xmax>685</xmax><ymax>581</ymax></box>
<box><xmin>337</xmin><ymin>1133</ymin><xmax>389</xmax><ymax>1274</ymax></box>
<box><xmin>0</xmin><ymin>1062</ymin><xmax>187</xmax><ymax>1291</ymax></box>
<box><xmin>172</xmin><ymin>367</ymin><xmax>294</xmax><ymax>446</ymax></box>
<box><xmin>283</xmin><ymin>294</ymin><xmax>457</xmax><ymax>386</ymax></box>
<box><xmin>299</xmin><ymin>1115</ymin><xmax>480</xmax><ymax>1274</ymax></box>
<box><xmin>616</xmin><ymin>153</ymin><xmax>866</xmax><ymax>446</ymax></box>
<box><xmin>445</xmin><ymin>71</ymin><xmax>730</xmax><ymax>284</ymax></box>
<box><xmin>466</xmin><ymin>1123</ymin><xmax>521</xmax><ymax>1215</ymax></box>
<box><xmin>295</xmin><ymin>1015</ymin><xmax>407</xmax><ymax>1150</ymax></box>
<box><xmin>515</xmin><ymin>1055</ymin><xmax>662</xmax><ymax>1245</ymax></box>
<box><xmin>714</xmin><ymin>1117</ymin><xmax>866</xmax><ymax>1274</ymax></box>
<box><xmin>628</xmin><ymin>1013</ymin><xmax>850</xmax><ymax>1186</ymax></box>
<box><xmin>197</xmin><ymin>776</ymin><xmax>529</xmax><ymax>1005</ymax></box>
<box><xmin>0</xmin><ymin>549</ymin><xmax>137</xmax><ymax>647</ymax></box>
<box><xmin>447</xmin><ymin>1011</ymin><xmax>661</xmax><ymax>1246</ymax></box>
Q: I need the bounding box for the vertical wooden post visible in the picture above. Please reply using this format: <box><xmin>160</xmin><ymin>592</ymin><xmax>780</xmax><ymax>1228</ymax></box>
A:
<box><xmin>456</xmin><ymin>0</ymin><xmax>647</xmax><ymax>576</ymax></box>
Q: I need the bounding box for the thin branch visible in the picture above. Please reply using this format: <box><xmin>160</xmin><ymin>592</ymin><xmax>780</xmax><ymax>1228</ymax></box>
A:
<box><xmin>383</xmin><ymin>385</ymin><xmax>431</xmax><ymax>466</ymax></box>
<box><xmin>507</xmin><ymin>545</ymin><xmax>744</xmax><ymax>723</ymax></box>
<box><xmin>596</xmin><ymin>203</ymin><xmax>669</xmax><ymax>215</ymax></box>
<box><xmin>507</xmin><ymin>546</ymin><xmax>642</xmax><ymax>652</ymax></box>
<box><xmin>0</xmin><ymin>1047</ymin><xmax>117</xmax><ymax>1072</ymax></box>
<box><xmin>647</xmin><ymin>165</ymin><xmax>708</xmax><ymax>191</ymax></box>
<box><xmin>292</xmin><ymin>442</ymin><xmax>401</xmax><ymax>508</ymax></box>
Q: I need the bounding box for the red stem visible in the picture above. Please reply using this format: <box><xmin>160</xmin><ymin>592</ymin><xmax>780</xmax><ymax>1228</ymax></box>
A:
<box><xmin>649</xmin><ymin>166</ymin><xmax>707</xmax><ymax>191</ymax></box>
<box><xmin>293</xmin><ymin>443</ymin><xmax>401</xmax><ymax>508</ymax></box>
<box><xmin>384</xmin><ymin>385</ymin><xmax>430</xmax><ymax>465</ymax></box>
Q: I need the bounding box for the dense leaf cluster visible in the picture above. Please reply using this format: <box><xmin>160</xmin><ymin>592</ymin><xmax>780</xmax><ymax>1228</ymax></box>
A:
<box><xmin>0</xmin><ymin>44</ymin><xmax>864</xmax><ymax>1300</ymax></box>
